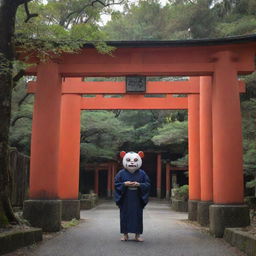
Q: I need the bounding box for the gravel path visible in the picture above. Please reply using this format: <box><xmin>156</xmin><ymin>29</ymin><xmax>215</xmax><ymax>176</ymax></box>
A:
<box><xmin>6</xmin><ymin>200</ymin><xmax>245</xmax><ymax>256</ymax></box>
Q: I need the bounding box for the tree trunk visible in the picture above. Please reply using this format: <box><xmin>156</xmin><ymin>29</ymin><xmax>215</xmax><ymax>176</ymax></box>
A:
<box><xmin>0</xmin><ymin>0</ymin><xmax>19</xmax><ymax>227</ymax></box>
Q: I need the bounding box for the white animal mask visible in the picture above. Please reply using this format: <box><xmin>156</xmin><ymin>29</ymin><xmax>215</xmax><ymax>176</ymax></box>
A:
<box><xmin>120</xmin><ymin>151</ymin><xmax>144</xmax><ymax>173</ymax></box>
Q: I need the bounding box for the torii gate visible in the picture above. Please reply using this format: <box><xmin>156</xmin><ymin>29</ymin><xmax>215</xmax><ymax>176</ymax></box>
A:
<box><xmin>23</xmin><ymin>35</ymin><xmax>256</xmax><ymax>237</ymax></box>
<box><xmin>27</xmin><ymin>78</ymin><xmax>245</xmax><ymax>201</ymax></box>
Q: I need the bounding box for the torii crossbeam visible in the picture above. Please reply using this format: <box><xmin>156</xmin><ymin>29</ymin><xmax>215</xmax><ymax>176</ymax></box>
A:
<box><xmin>27</xmin><ymin>78</ymin><xmax>245</xmax><ymax>110</ymax></box>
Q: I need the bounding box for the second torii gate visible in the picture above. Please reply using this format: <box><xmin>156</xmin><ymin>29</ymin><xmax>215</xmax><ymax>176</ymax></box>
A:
<box><xmin>27</xmin><ymin>77</ymin><xmax>245</xmax><ymax>227</ymax></box>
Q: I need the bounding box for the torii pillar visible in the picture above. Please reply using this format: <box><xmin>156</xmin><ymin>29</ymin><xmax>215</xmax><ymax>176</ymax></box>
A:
<box><xmin>58</xmin><ymin>93</ymin><xmax>81</xmax><ymax>221</ymax></box>
<box><xmin>188</xmin><ymin>92</ymin><xmax>200</xmax><ymax>221</ymax></box>
<box><xmin>23</xmin><ymin>62</ymin><xmax>63</xmax><ymax>231</ymax></box>
<box><xmin>111</xmin><ymin>163</ymin><xmax>117</xmax><ymax>197</ymax></box>
<box><xmin>107</xmin><ymin>163</ymin><xmax>112</xmax><ymax>197</ymax></box>
<box><xmin>165</xmin><ymin>163</ymin><xmax>171</xmax><ymax>200</ymax></box>
<box><xmin>94</xmin><ymin>168</ymin><xmax>99</xmax><ymax>195</ymax></box>
<box><xmin>156</xmin><ymin>153</ymin><xmax>162</xmax><ymax>198</ymax></box>
<box><xmin>197</xmin><ymin>76</ymin><xmax>213</xmax><ymax>226</ymax></box>
<box><xmin>210</xmin><ymin>51</ymin><xmax>250</xmax><ymax>237</ymax></box>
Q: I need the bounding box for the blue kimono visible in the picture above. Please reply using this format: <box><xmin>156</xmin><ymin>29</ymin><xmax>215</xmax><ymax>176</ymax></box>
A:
<box><xmin>114</xmin><ymin>169</ymin><xmax>151</xmax><ymax>234</ymax></box>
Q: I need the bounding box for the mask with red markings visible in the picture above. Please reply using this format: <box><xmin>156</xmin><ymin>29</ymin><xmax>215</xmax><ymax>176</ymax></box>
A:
<box><xmin>120</xmin><ymin>151</ymin><xmax>144</xmax><ymax>173</ymax></box>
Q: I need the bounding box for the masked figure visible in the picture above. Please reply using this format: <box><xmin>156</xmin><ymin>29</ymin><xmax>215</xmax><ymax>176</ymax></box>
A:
<box><xmin>114</xmin><ymin>151</ymin><xmax>151</xmax><ymax>242</ymax></box>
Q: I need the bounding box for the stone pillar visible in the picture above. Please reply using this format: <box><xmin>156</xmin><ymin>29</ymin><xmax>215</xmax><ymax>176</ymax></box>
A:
<box><xmin>166</xmin><ymin>163</ymin><xmax>171</xmax><ymax>200</ymax></box>
<box><xmin>107</xmin><ymin>163</ymin><xmax>112</xmax><ymax>197</ymax></box>
<box><xmin>23</xmin><ymin>62</ymin><xmax>62</xmax><ymax>231</ymax></box>
<box><xmin>210</xmin><ymin>51</ymin><xmax>250</xmax><ymax>237</ymax></box>
<box><xmin>198</xmin><ymin>76</ymin><xmax>213</xmax><ymax>226</ymax></box>
<box><xmin>94</xmin><ymin>168</ymin><xmax>99</xmax><ymax>195</ymax></box>
<box><xmin>156</xmin><ymin>153</ymin><xmax>162</xmax><ymax>198</ymax></box>
<box><xmin>188</xmin><ymin>92</ymin><xmax>200</xmax><ymax>221</ymax></box>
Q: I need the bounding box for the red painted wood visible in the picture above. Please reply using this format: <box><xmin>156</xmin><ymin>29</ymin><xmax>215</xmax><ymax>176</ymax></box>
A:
<box><xmin>156</xmin><ymin>153</ymin><xmax>162</xmax><ymax>198</ymax></box>
<box><xmin>62</xmin><ymin>79</ymin><xmax>200</xmax><ymax>94</ymax></box>
<box><xmin>25</xmin><ymin>44</ymin><xmax>255</xmax><ymax>76</ymax></box>
<box><xmin>29</xmin><ymin>62</ymin><xmax>62</xmax><ymax>199</ymax></box>
<box><xmin>212</xmin><ymin>51</ymin><xmax>244</xmax><ymax>204</ymax></box>
<box><xmin>58</xmin><ymin>94</ymin><xmax>81</xmax><ymax>199</ymax></box>
<box><xmin>107</xmin><ymin>164</ymin><xmax>112</xmax><ymax>197</ymax></box>
<box><xmin>166</xmin><ymin>163</ymin><xmax>171</xmax><ymax>197</ymax></box>
<box><xmin>25</xmin><ymin>40</ymin><xmax>255</xmax><ymax>205</ymax></box>
<box><xmin>188</xmin><ymin>93</ymin><xmax>201</xmax><ymax>201</ymax></box>
<box><xmin>94</xmin><ymin>168</ymin><xmax>99</xmax><ymax>195</ymax></box>
<box><xmin>27</xmin><ymin>80</ymin><xmax>245</xmax><ymax>94</ymax></box>
<box><xmin>80</xmin><ymin>95</ymin><xmax>188</xmax><ymax>110</ymax></box>
<box><xmin>200</xmin><ymin>77</ymin><xmax>213</xmax><ymax>202</ymax></box>
<box><xmin>111</xmin><ymin>163</ymin><xmax>116</xmax><ymax>193</ymax></box>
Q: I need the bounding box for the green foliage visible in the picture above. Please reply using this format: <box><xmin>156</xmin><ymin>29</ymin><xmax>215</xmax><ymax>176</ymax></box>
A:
<box><xmin>0</xmin><ymin>212</ymin><xmax>9</xmax><ymax>228</ymax></box>
<box><xmin>104</xmin><ymin>0</ymin><xmax>172</xmax><ymax>40</ymax></box>
<box><xmin>172</xmin><ymin>185</ymin><xmax>189</xmax><ymax>201</ymax></box>
<box><xmin>152</xmin><ymin>121</ymin><xmax>188</xmax><ymax>146</ymax></box>
<box><xmin>104</xmin><ymin>0</ymin><xmax>217</xmax><ymax>40</ymax></box>
<box><xmin>9</xmin><ymin>80</ymin><xmax>33</xmax><ymax>154</ymax></box>
<box><xmin>104</xmin><ymin>0</ymin><xmax>256</xmax><ymax>40</ymax></box>
<box><xmin>15</xmin><ymin>0</ymin><xmax>123</xmax><ymax>63</ymax></box>
<box><xmin>246</xmin><ymin>180</ymin><xmax>256</xmax><ymax>189</ymax></box>
<box><xmin>80</xmin><ymin>110</ymin><xmax>132</xmax><ymax>163</ymax></box>
<box><xmin>171</xmin><ymin>154</ymin><xmax>188</xmax><ymax>167</ymax></box>
<box><xmin>242</xmin><ymin>72</ymin><xmax>256</xmax><ymax>100</ymax></box>
<box><xmin>62</xmin><ymin>218</ymin><xmax>80</xmax><ymax>229</ymax></box>
<box><xmin>117</xmin><ymin>110</ymin><xmax>187</xmax><ymax>152</ymax></box>
<box><xmin>242</xmin><ymin>99</ymin><xmax>256</xmax><ymax>176</ymax></box>
<box><xmin>216</xmin><ymin>15</ymin><xmax>256</xmax><ymax>36</ymax></box>
<box><xmin>244</xmin><ymin>196</ymin><xmax>256</xmax><ymax>216</ymax></box>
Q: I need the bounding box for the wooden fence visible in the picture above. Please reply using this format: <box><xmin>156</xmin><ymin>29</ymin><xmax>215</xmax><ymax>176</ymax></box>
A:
<box><xmin>9</xmin><ymin>148</ymin><xmax>30</xmax><ymax>207</ymax></box>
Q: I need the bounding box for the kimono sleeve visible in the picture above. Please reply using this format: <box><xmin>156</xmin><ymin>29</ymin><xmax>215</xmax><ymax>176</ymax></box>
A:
<box><xmin>139</xmin><ymin>172</ymin><xmax>151</xmax><ymax>208</ymax></box>
<box><xmin>114</xmin><ymin>170</ymin><xmax>127</xmax><ymax>206</ymax></box>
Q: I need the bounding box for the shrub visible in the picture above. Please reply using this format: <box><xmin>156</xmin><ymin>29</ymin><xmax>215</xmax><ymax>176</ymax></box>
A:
<box><xmin>172</xmin><ymin>185</ymin><xmax>189</xmax><ymax>201</ymax></box>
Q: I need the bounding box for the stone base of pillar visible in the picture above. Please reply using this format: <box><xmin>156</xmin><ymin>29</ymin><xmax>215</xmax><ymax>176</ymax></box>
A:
<box><xmin>61</xmin><ymin>200</ymin><xmax>80</xmax><ymax>221</ymax></box>
<box><xmin>23</xmin><ymin>200</ymin><xmax>61</xmax><ymax>232</ymax></box>
<box><xmin>209</xmin><ymin>204</ymin><xmax>250</xmax><ymax>238</ymax></box>
<box><xmin>171</xmin><ymin>199</ymin><xmax>188</xmax><ymax>212</ymax></box>
<box><xmin>188</xmin><ymin>200</ymin><xmax>199</xmax><ymax>221</ymax></box>
<box><xmin>157</xmin><ymin>188</ymin><xmax>161</xmax><ymax>198</ymax></box>
<box><xmin>107</xmin><ymin>190</ymin><xmax>112</xmax><ymax>198</ymax></box>
<box><xmin>197</xmin><ymin>201</ymin><xmax>213</xmax><ymax>226</ymax></box>
<box><xmin>166</xmin><ymin>191</ymin><xmax>170</xmax><ymax>200</ymax></box>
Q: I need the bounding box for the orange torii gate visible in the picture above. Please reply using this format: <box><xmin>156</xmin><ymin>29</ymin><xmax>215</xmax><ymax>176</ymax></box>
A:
<box><xmin>27</xmin><ymin>77</ymin><xmax>245</xmax><ymax>227</ymax></box>
<box><xmin>83</xmin><ymin>163</ymin><xmax>114</xmax><ymax>197</ymax></box>
<box><xmin>23</xmin><ymin>35</ymin><xmax>256</xmax><ymax>237</ymax></box>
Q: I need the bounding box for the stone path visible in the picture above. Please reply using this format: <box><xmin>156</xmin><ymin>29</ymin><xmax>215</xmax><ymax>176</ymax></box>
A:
<box><xmin>8</xmin><ymin>200</ymin><xmax>245</xmax><ymax>256</ymax></box>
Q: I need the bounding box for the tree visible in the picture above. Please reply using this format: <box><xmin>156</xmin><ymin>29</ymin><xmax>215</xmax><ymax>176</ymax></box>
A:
<box><xmin>104</xmin><ymin>0</ymin><xmax>171</xmax><ymax>40</ymax></box>
<box><xmin>80</xmin><ymin>110</ymin><xmax>132</xmax><ymax>164</ymax></box>
<box><xmin>9</xmin><ymin>79</ymin><xmax>33</xmax><ymax>154</ymax></box>
<box><xmin>0</xmin><ymin>0</ymin><xmax>31</xmax><ymax>228</ymax></box>
<box><xmin>151</xmin><ymin>120</ymin><xmax>188</xmax><ymax>156</ymax></box>
<box><xmin>242</xmin><ymin>99</ymin><xmax>256</xmax><ymax>193</ymax></box>
<box><xmin>0</xmin><ymin>0</ymin><xmax>128</xmax><ymax>227</ymax></box>
<box><xmin>104</xmin><ymin>0</ymin><xmax>218</xmax><ymax>40</ymax></box>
